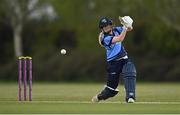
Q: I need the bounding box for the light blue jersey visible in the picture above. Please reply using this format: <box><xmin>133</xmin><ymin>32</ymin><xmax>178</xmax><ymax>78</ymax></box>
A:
<box><xmin>101</xmin><ymin>26</ymin><xmax>127</xmax><ymax>61</ymax></box>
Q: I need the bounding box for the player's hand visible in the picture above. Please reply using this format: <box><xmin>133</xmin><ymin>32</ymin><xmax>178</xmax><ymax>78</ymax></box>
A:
<box><xmin>127</xmin><ymin>26</ymin><xmax>133</xmax><ymax>31</ymax></box>
<box><xmin>119</xmin><ymin>16</ymin><xmax>133</xmax><ymax>29</ymax></box>
<box><xmin>123</xmin><ymin>26</ymin><xmax>133</xmax><ymax>32</ymax></box>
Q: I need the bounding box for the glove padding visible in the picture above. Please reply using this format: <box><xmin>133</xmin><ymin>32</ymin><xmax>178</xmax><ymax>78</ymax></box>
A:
<box><xmin>119</xmin><ymin>16</ymin><xmax>133</xmax><ymax>29</ymax></box>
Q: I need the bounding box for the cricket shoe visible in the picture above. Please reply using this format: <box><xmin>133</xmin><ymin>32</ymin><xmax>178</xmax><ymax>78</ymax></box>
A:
<box><xmin>127</xmin><ymin>98</ymin><xmax>135</xmax><ymax>103</ymax></box>
<box><xmin>91</xmin><ymin>95</ymin><xmax>99</xmax><ymax>103</ymax></box>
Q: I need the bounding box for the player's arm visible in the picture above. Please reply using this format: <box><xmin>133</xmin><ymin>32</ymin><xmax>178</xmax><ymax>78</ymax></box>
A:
<box><xmin>111</xmin><ymin>27</ymin><xmax>127</xmax><ymax>43</ymax></box>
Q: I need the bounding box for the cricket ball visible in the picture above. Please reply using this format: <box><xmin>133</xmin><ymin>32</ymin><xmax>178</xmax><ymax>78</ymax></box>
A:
<box><xmin>60</xmin><ymin>49</ymin><xmax>66</xmax><ymax>55</ymax></box>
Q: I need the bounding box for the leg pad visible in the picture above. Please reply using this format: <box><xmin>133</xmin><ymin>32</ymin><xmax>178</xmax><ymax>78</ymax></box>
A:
<box><xmin>98</xmin><ymin>86</ymin><xmax>119</xmax><ymax>100</ymax></box>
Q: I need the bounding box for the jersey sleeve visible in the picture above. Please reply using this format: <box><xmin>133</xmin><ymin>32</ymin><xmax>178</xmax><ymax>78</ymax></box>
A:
<box><xmin>103</xmin><ymin>36</ymin><xmax>113</xmax><ymax>46</ymax></box>
<box><xmin>115</xmin><ymin>26</ymin><xmax>123</xmax><ymax>33</ymax></box>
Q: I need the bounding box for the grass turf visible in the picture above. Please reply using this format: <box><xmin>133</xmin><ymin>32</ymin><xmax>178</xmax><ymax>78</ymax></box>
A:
<box><xmin>0</xmin><ymin>82</ymin><xmax>180</xmax><ymax>114</ymax></box>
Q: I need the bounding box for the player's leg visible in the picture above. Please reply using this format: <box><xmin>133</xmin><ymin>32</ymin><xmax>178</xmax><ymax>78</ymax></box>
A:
<box><xmin>92</xmin><ymin>61</ymin><xmax>120</xmax><ymax>102</ymax></box>
<box><xmin>122</xmin><ymin>60</ymin><xmax>136</xmax><ymax>103</ymax></box>
<box><xmin>97</xmin><ymin>72</ymin><xmax>120</xmax><ymax>100</ymax></box>
<box><xmin>92</xmin><ymin>74</ymin><xmax>119</xmax><ymax>102</ymax></box>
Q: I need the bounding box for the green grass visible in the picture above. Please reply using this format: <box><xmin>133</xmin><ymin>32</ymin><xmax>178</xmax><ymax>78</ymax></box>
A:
<box><xmin>0</xmin><ymin>82</ymin><xmax>180</xmax><ymax>114</ymax></box>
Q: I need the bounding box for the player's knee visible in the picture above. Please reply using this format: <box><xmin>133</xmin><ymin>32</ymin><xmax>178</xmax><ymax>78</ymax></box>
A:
<box><xmin>122</xmin><ymin>61</ymin><xmax>136</xmax><ymax>77</ymax></box>
<box><xmin>97</xmin><ymin>86</ymin><xmax>119</xmax><ymax>100</ymax></box>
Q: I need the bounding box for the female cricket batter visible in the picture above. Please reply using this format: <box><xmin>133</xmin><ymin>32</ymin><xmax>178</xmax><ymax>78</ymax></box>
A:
<box><xmin>92</xmin><ymin>17</ymin><xmax>136</xmax><ymax>103</ymax></box>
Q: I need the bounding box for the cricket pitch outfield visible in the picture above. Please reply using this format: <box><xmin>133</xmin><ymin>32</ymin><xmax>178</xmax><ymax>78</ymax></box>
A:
<box><xmin>0</xmin><ymin>82</ymin><xmax>180</xmax><ymax>114</ymax></box>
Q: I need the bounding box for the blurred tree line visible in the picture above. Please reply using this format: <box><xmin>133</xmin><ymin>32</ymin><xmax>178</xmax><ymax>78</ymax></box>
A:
<box><xmin>0</xmin><ymin>0</ymin><xmax>180</xmax><ymax>82</ymax></box>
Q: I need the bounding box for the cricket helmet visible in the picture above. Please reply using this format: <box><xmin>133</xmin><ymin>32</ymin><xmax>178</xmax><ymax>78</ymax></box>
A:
<box><xmin>99</xmin><ymin>17</ymin><xmax>113</xmax><ymax>29</ymax></box>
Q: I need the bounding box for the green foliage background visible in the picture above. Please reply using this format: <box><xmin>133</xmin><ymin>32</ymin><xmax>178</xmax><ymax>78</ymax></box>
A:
<box><xmin>0</xmin><ymin>0</ymin><xmax>180</xmax><ymax>82</ymax></box>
